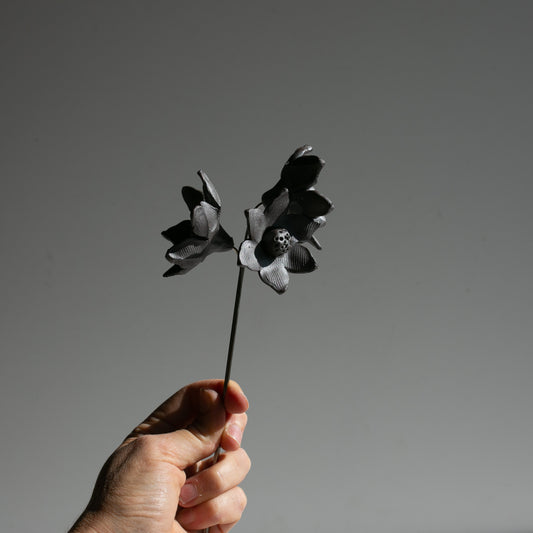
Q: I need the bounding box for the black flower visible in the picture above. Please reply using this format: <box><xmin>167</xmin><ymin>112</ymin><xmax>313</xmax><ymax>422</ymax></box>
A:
<box><xmin>261</xmin><ymin>145</ymin><xmax>334</xmax><ymax>250</ymax></box>
<box><xmin>162</xmin><ymin>171</ymin><xmax>234</xmax><ymax>276</ymax></box>
<box><xmin>238</xmin><ymin>188</ymin><xmax>319</xmax><ymax>294</ymax></box>
<box><xmin>238</xmin><ymin>145</ymin><xmax>333</xmax><ymax>293</ymax></box>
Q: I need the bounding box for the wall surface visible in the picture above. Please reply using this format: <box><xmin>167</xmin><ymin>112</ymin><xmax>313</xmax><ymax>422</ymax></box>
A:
<box><xmin>2</xmin><ymin>2</ymin><xmax>533</xmax><ymax>532</ymax></box>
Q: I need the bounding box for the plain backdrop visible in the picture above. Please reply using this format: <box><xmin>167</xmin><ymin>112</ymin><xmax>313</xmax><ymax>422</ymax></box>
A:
<box><xmin>2</xmin><ymin>2</ymin><xmax>533</xmax><ymax>532</ymax></box>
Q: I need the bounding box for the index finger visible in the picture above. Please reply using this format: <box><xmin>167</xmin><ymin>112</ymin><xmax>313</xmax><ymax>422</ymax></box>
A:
<box><xmin>127</xmin><ymin>380</ymin><xmax>248</xmax><ymax>438</ymax></box>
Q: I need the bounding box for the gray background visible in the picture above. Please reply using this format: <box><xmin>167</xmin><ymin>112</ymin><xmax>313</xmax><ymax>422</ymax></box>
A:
<box><xmin>2</xmin><ymin>2</ymin><xmax>533</xmax><ymax>532</ymax></box>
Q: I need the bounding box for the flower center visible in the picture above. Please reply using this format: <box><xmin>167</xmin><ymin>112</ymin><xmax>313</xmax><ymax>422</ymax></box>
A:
<box><xmin>262</xmin><ymin>228</ymin><xmax>292</xmax><ymax>257</ymax></box>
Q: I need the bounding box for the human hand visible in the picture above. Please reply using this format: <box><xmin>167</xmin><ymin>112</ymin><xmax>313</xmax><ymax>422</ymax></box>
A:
<box><xmin>70</xmin><ymin>380</ymin><xmax>250</xmax><ymax>533</ymax></box>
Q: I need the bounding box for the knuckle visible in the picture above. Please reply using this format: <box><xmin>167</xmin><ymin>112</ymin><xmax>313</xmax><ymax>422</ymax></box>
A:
<box><xmin>234</xmin><ymin>486</ymin><xmax>248</xmax><ymax>514</ymax></box>
<box><xmin>208</xmin><ymin>497</ymin><xmax>226</xmax><ymax>524</ymax></box>
<box><xmin>132</xmin><ymin>434</ymin><xmax>160</xmax><ymax>456</ymax></box>
<box><xmin>238</xmin><ymin>448</ymin><xmax>252</xmax><ymax>473</ymax></box>
<box><xmin>206</xmin><ymin>466</ymin><xmax>226</xmax><ymax>494</ymax></box>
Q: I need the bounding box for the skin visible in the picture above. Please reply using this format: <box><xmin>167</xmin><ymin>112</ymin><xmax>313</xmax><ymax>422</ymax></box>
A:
<box><xmin>70</xmin><ymin>380</ymin><xmax>250</xmax><ymax>533</ymax></box>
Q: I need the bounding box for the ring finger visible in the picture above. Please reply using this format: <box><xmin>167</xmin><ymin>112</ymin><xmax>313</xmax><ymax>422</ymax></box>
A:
<box><xmin>177</xmin><ymin>486</ymin><xmax>247</xmax><ymax>531</ymax></box>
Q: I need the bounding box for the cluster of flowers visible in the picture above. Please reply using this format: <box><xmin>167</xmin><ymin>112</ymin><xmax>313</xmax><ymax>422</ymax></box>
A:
<box><xmin>162</xmin><ymin>145</ymin><xmax>333</xmax><ymax>293</ymax></box>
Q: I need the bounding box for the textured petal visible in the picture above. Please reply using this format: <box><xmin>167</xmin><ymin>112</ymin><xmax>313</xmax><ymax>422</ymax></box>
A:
<box><xmin>297</xmin><ymin>190</ymin><xmax>334</xmax><ymax>218</ymax></box>
<box><xmin>161</xmin><ymin>220</ymin><xmax>192</xmax><ymax>244</ymax></box>
<box><xmin>166</xmin><ymin>238</ymin><xmax>207</xmax><ymax>261</ymax></box>
<box><xmin>238</xmin><ymin>240</ymin><xmax>262</xmax><ymax>271</ymax></box>
<box><xmin>280</xmin><ymin>154</ymin><xmax>324</xmax><ymax>191</ymax></box>
<box><xmin>309</xmin><ymin>235</ymin><xmax>322</xmax><ymax>250</ymax></box>
<box><xmin>197</xmin><ymin>170</ymin><xmax>221</xmax><ymax>209</ymax></box>
<box><xmin>278</xmin><ymin>214</ymin><xmax>325</xmax><ymax>242</ymax></box>
<box><xmin>283</xmin><ymin>244</ymin><xmax>317</xmax><ymax>273</ymax></box>
<box><xmin>164</xmin><ymin>255</ymin><xmax>203</xmax><ymax>275</ymax></box>
<box><xmin>182</xmin><ymin>186</ymin><xmax>203</xmax><ymax>211</ymax></box>
<box><xmin>259</xmin><ymin>257</ymin><xmax>290</xmax><ymax>293</ymax></box>
<box><xmin>263</xmin><ymin>188</ymin><xmax>289</xmax><ymax>227</ymax></box>
<box><xmin>191</xmin><ymin>202</ymin><xmax>219</xmax><ymax>238</ymax></box>
<box><xmin>209</xmin><ymin>225</ymin><xmax>235</xmax><ymax>253</ymax></box>
<box><xmin>246</xmin><ymin>206</ymin><xmax>267</xmax><ymax>243</ymax></box>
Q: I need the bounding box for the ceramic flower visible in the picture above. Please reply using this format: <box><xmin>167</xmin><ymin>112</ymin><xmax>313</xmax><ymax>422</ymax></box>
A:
<box><xmin>238</xmin><ymin>188</ymin><xmax>320</xmax><ymax>294</ymax></box>
<box><xmin>261</xmin><ymin>145</ymin><xmax>333</xmax><ymax>249</ymax></box>
<box><xmin>161</xmin><ymin>147</ymin><xmax>334</xmax><ymax>526</ymax></box>
<box><xmin>162</xmin><ymin>170</ymin><xmax>234</xmax><ymax>276</ymax></box>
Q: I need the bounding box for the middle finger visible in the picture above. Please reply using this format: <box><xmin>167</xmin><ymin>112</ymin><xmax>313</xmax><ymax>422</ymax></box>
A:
<box><xmin>179</xmin><ymin>448</ymin><xmax>251</xmax><ymax>508</ymax></box>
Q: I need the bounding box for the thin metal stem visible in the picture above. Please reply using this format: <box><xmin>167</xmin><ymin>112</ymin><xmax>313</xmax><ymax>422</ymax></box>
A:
<box><xmin>222</xmin><ymin>265</ymin><xmax>245</xmax><ymax>401</ymax></box>
<box><xmin>203</xmin><ymin>265</ymin><xmax>245</xmax><ymax>533</ymax></box>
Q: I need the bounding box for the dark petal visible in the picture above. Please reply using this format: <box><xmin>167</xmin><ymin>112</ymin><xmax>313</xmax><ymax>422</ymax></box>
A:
<box><xmin>278</xmin><ymin>214</ymin><xmax>325</xmax><ymax>242</ymax></box>
<box><xmin>163</xmin><ymin>264</ymin><xmax>185</xmax><ymax>277</ymax></box>
<box><xmin>283</xmin><ymin>244</ymin><xmax>317</xmax><ymax>273</ymax></box>
<box><xmin>238</xmin><ymin>240</ymin><xmax>261</xmax><ymax>271</ymax></box>
<box><xmin>209</xmin><ymin>225</ymin><xmax>235</xmax><ymax>253</ymax></box>
<box><xmin>262</xmin><ymin>146</ymin><xmax>324</xmax><ymax>206</ymax></box>
<box><xmin>259</xmin><ymin>257</ymin><xmax>290</xmax><ymax>293</ymax></box>
<box><xmin>245</xmin><ymin>206</ymin><xmax>267</xmax><ymax>243</ymax></box>
<box><xmin>261</xmin><ymin>182</ymin><xmax>283</xmax><ymax>207</ymax></box>
<box><xmin>197</xmin><ymin>170</ymin><xmax>222</xmax><ymax>209</ymax></box>
<box><xmin>254</xmin><ymin>242</ymin><xmax>277</xmax><ymax>267</ymax></box>
<box><xmin>191</xmin><ymin>202</ymin><xmax>219</xmax><ymax>239</ymax></box>
<box><xmin>182</xmin><ymin>186</ymin><xmax>203</xmax><ymax>211</ymax></box>
<box><xmin>263</xmin><ymin>188</ymin><xmax>290</xmax><ymax>227</ymax></box>
<box><xmin>286</xmin><ymin>145</ymin><xmax>313</xmax><ymax>163</ymax></box>
<box><xmin>161</xmin><ymin>220</ymin><xmax>192</xmax><ymax>244</ymax></box>
<box><xmin>163</xmin><ymin>255</ymin><xmax>203</xmax><ymax>275</ymax></box>
<box><xmin>166</xmin><ymin>238</ymin><xmax>207</xmax><ymax>261</ymax></box>
<box><xmin>297</xmin><ymin>190</ymin><xmax>334</xmax><ymax>218</ymax></box>
<box><xmin>280</xmin><ymin>155</ymin><xmax>325</xmax><ymax>191</ymax></box>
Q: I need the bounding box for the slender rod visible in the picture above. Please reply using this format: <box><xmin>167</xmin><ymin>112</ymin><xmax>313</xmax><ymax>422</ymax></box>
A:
<box><xmin>203</xmin><ymin>266</ymin><xmax>245</xmax><ymax>533</ymax></box>
<box><xmin>221</xmin><ymin>265</ymin><xmax>245</xmax><ymax>401</ymax></box>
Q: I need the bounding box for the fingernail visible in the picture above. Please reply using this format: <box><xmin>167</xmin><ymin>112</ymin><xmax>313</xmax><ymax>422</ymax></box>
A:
<box><xmin>179</xmin><ymin>483</ymin><xmax>198</xmax><ymax>505</ymax></box>
<box><xmin>226</xmin><ymin>423</ymin><xmax>243</xmax><ymax>445</ymax></box>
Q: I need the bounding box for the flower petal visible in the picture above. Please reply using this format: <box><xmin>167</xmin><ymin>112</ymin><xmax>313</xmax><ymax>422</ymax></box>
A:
<box><xmin>309</xmin><ymin>235</ymin><xmax>322</xmax><ymax>250</ymax></box>
<box><xmin>191</xmin><ymin>202</ymin><xmax>219</xmax><ymax>238</ymax></box>
<box><xmin>262</xmin><ymin>146</ymin><xmax>325</xmax><ymax>206</ymax></box>
<box><xmin>278</xmin><ymin>214</ymin><xmax>325</xmax><ymax>242</ymax></box>
<box><xmin>182</xmin><ymin>186</ymin><xmax>203</xmax><ymax>211</ymax></box>
<box><xmin>246</xmin><ymin>206</ymin><xmax>267</xmax><ymax>243</ymax></box>
<box><xmin>166</xmin><ymin>238</ymin><xmax>207</xmax><ymax>261</ymax></box>
<box><xmin>161</xmin><ymin>220</ymin><xmax>192</xmax><ymax>244</ymax></box>
<box><xmin>261</xmin><ymin>183</ymin><xmax>283</xmax><ymax>207</ymax></box>
<box><xmin>280</xmin><ymin>154</ymin><xmax>324</xmax><ymax>191</ymax></box>
<box><xmin>163</xmin><ymin>264</ymin><xmax>186</xmax><ymax>277</ymax></box>
<box><xmin>164</xmin><ymin>255</ymin><xmax>204</xmax><ymax>275</ymax></box>
<box><xmin>286</xmin><ymin>144</ymin><xmax>313</xmax><ymax>163</ymax></box>
<box><xmin>259</xmin><ymin>257</ymin><xmax>290</xmax><ymax>293</ymax></box>
<box><xmin>238</xmin><ymin>240</ymin><xmax>261</xmax><ymax>271</ymax></box>
<box><xmin>209</xmin><ymin>225</ymin><xmax>235</xmax><ymax>253</ymax></box>
<box><xmin>283</xmin><ymin>244</ymin><xmax>317</xmax><ymax>273</ymax></box>
<box><xmin>263</xmin><ymin>188</ymin><xmax>289</xmax><ymax>227</ymax></box>
<box><xmin>297</xmin><ymin>190</ymin><xmax>334</xmax><ymax>218</ymax></box>
<box><xmin>197</xmin><ymin>170</ymin><xmax>221</xmax><ymax>209</ymax></box>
